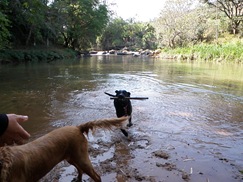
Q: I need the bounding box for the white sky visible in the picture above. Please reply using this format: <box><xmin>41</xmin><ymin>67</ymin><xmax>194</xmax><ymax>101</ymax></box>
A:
<box><xmin>106</xmin><ymin>0</ymin><xmax>165</xmax><ymax>22</ymax></box>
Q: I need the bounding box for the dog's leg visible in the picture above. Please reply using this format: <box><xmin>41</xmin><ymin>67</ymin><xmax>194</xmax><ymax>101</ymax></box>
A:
<box><xmin>73</xmin><ymin>160</ymin><xmax>101</xmax><ymax>182</ymax></box>
<box><xmin>68</xmin><ymin>141</ymin><xmax>101</xmax><ymax>182</ymax></box>
<box><xmin>71</xmin><ymin>163</ymin><xmax>83</xmax><ymax>182</ymax></box>
<box><xmin>127</xmin><ymin>116</ymin><xmax>133</xmax><ymax>127</ymax></box>
<box><xmin>82</xmin><ymin>167</ymin><xmax>101</xmax><ymax>182</ymax></box>
<box><xmin>66</xmin><ymin>159</ymin><xmax>83</xmax><ymax>182</ymax></box>
<box><xmin>69</xmin><ymin>156</ymin><xmax>101</xmax><ymax>182</ymax></box>
<box><xmin>120</xmin><ymin>129</ymin><xmax>128</xmax><ymax>137</ymax></box>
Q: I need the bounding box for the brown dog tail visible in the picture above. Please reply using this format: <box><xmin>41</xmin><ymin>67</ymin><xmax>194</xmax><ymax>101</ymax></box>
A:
<box><xmin>78</xmin><ymin>116</ymin><xmax>129</xmax><ymax>136</ymax></box>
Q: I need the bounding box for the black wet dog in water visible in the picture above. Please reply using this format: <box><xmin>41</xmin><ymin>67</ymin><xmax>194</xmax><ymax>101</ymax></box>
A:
<box><xmin>114</xmin><ymin>90</ymin><xmax>133</xmax><ymax>137</ymax></box>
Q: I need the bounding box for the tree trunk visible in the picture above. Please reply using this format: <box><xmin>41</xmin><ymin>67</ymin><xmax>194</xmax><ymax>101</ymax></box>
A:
<box><xmin>26</xmin><ymin>26</ymin><xmax>33</xmax><ymax>46</ymax></box>
<box><xmin>231</xmin><ymin>21</ymin><xmax>240</xmax><ymax>35</ymax></box>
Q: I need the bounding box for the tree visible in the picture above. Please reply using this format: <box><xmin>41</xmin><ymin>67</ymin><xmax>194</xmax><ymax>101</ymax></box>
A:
<box><xmin>141</xmin><ymin>24</ymin><xmax>157</xmax><ymax>50</ymax></box>
<box><xmin>0</xmin><ymin>0</ymin><xmax>109</xmax><ymax>50</ymax></box>
<box><xmin>98</xmin><ymin>18</ymin><xmax>127</xmax><ymax>50</ymax></box>
<box><xmin>98</xmin><ymin>18</ymin><xmax>157</xmax><ymax>50</ymax></box>
<box><xmin>0</xmin><ymin>0</ymin><xmax>10</xmax><ymax>49</ymax></box>
<box><xmin>154</xmin><ymin>0</ymin><xmax>202</xmax><ymax>48</ymax></box>
<box><xmin>153</xmin><ymin>0</ymin><xmax>216</xmax><ymax>48</ymax></box>
<box><xmin>8</xmin><ymin>0</ymin><xmax>48</xmax><ymax>46</ymax></box>
<box><xmin>50</xmin><ymin>0</ymin><xmax>109</xmax><ymax>50</ymax></box>
<box><xmin>202</xmin><ymin>0</ymin><xmax>243</xmax><ymax>34</ymax></box>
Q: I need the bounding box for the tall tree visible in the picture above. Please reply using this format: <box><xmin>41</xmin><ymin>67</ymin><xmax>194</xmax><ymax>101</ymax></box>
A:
<box><xmin>154</xmin><ymin>0</ymin><xmax>205</xmax><ymax>48</ymax></box>
<box><xmin>98</xmin><ymin>18</ymin><xmax>127</xmax><ymax>50</ymax></box>
<box><xmin>141</xmin><ymin>24</ymin><xmax>157</xmax><ymax>50</ymax></box>
<box><xmin>5</xmin><ymin>0</ymin><xmax>48</xmax><ymax>46</ymax></box>
<box><xmin>153</xmin><ymin>0</ymin><xmax>219</xmax><ymax>48</ymax></box>
<box><xmin>50</xmin><ymin>0</ymin><xmax>109</xmax><ymax>50</ymax></box>
<box><xmin>99</xmin><ymin>18</ymin><xmax>157</xmax><ymax>50</ymax></box>
<box><xmin>0</xmin><ymin>0</ymin><xmax>109</xmax><ymax>50</ymax></box>
<box><xmin>202</xmin><ymin>0</ymin><xmax>243</xmax><ymax>34</ymax></box>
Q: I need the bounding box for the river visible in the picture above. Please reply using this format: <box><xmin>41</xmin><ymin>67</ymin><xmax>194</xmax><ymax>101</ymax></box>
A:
<box><xmin>0</xmin><ymin>55</ymin><xmax>242</xmax><ymax>182</ymax></box>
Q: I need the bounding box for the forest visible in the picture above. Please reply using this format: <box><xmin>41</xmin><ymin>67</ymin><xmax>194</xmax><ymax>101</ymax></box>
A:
<box><xmin>0</xmin><ymin>0</ymin><xmax>242</xmax><ymax>62</ymax></box>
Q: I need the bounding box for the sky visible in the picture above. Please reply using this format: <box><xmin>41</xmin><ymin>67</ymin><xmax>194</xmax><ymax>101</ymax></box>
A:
<box><xmin>106</xmin><ymin>0</ymin><xmax>165</xmax><ymax>22</ymax></box>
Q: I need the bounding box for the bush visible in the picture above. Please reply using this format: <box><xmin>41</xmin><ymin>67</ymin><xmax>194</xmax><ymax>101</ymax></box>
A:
<box><xmin>0</xmin><ymin>48</ymin><xmax>77</xmax><ymax>63</ymax></box>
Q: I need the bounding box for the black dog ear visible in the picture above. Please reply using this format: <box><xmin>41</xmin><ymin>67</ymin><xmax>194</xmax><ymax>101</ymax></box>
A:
<box><xmin>115</xmin><ymin>90</ymin><xmax>119</xmax><ymax>93</ymax></box>
<box><xmin>127</xmin><ymin>92</ymin><xmax>131</xmax><ymax>97</ymax></box>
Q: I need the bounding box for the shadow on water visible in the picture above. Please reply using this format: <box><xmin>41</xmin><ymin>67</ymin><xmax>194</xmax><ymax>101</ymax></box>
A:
<box><xmin>0</xmin><ymin>56</ymin><xmax>243</xmax><ymax>181</ymax></box>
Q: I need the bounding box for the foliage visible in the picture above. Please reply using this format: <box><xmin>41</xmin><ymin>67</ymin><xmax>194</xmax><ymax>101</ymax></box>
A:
<box><xmin>0</xmin><ymin>0</ymin><xmax>242</xmax><ymax>63</ymax></box>
<box><xmin>152</xmin><ymin>0</ymin><xmax>243</xmax><ymax>48</ymax></box>
<box><xmin>98</xmin><ymin>18</ymin><xmax>157</xmax><ymax>50</ymax></box>
<box><xmin>5</xmin><ymin>0</ymin><xmax>48</xmax><ymax>46</ymax></box>
<box><xmin>0</xmin><ymin>48</ymin><xmax>77</xmax><ymax>63</ymax></box>
<box><xmin>152</xmin><ymin>0</ymin><xmax>212</xmax><ymax>48</ymax></box>
<box><xmin>50</xmin><ymin>0</ymin><xmax>109</xmax><ymax>50</ymax></box>
<box><xmin>0</xmin><ymin>0</ymin><xmax>109</xmax><ymax>51</ymax></box>
<box><xmin>0</xmin><ymin>0</ymin><xmax>10</xmax><ymax>49</ymax></box>
<box><xmin>0</xmin><ymin>12</ymin><xmax>10</xmax><ymax>49</ymax></box>
<box><xmin>98</xmin><ymin>18</ymin><xmax>127</xmax><ymax>50</ymax></box>
<box><xmin>202</xmin><ymin>0</ymin><xmax>243</xmax><ymax>34</ymax></box>
<box><xmin>161</xmin><ymin>38</ymin><xmax>243</xmax><ymax>62</ymax></box>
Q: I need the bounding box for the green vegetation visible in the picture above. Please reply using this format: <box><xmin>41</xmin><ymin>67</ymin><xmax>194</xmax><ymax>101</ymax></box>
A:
<box><xmin>0</xmin><ymin>48</ymin><xmax>77</xmax><ymax>63</ymax></box>
<box><xmin>203</xmin><ymin>0</ymin><xmax>242</xmax><ymax>35</ymax></box>
<box><xmin>0</xmin><ymin>0</ymin><xmax>242</xmax><ymax>63</ymax></box>
<box><xmin>98</xmin><ymin>18</ymin><xmax>157</xmax><ymax>51</ymax></box>
<box><xmin>161</xmin><ymin>40</ymin><xmax>243</xmax><ymax>63</ymax></box>
<box><xmin>152</xmin><ymin>0</ymin><xmax>242</xmax><ymax>62</ymax></box>
<box><xmin>0</xmin><ymin>0</ymin><xmax>109</xmax><ymax>50</ymax></box>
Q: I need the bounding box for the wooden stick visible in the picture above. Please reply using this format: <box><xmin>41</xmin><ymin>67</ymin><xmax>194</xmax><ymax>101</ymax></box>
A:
<box><xmin>104</xmin><ymin>92</ymin><xmax>116</xmax><ymax>97</ymax></box>
<box><xmin>110</xmin><ymin>97</ymin><xmax>149</xmax><ymax>100</ymax></box>
<box><xmin>105</xmin><ymin>92</ymin><xmax>148</xmax><ymax>100</ymax></box>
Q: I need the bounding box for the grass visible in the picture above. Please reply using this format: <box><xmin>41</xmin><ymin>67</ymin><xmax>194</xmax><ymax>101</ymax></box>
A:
<box><xmin>161</xmin><ymin>37</ymin><xmax>243</xmax><ymax>63</ymax></box>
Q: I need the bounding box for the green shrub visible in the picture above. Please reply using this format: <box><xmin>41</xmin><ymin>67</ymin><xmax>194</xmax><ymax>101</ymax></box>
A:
<box><xmin>0</xmin><ymin>48</ymin><xmax>77</xmax><ymax>63</ymax></box>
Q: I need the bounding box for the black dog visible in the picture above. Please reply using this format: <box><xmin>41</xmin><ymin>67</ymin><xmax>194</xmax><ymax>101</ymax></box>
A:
<box><xmin>113</xmin><ymin>90</ymin><xmax>133</xmax><ymax>137</ymax></box>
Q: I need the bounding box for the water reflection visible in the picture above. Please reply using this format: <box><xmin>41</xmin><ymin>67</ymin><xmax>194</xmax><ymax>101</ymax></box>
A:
<box><xmin>0</xmin><ymin>57</ymin><xmax>242</xmax><ymax>130</ymax></box>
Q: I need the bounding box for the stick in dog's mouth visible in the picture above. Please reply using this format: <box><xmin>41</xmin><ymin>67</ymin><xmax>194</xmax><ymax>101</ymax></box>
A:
<box><xmin>105</xmin><ymin>92</ymin><xmax>149</xmax><ymax>100</ymax></box>
<box><xmin>110</xmin><ymin>97</ymin><xmax>149</xmax><ymax>100</ymax></box>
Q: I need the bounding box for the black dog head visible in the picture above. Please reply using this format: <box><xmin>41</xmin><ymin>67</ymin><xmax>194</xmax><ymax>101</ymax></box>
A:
<box><xmin>114</xmin><ymin>90</ymin><xmax>133</xmax><ymax>135</ymax></box>
<box><xmin>115</xmin><ymin>90</ymin><xmax>131</xmax><ymax>100</ymax></box>
<box><xmin>114</xmin><ymin>90</ymin><xmax>132</xmax><ymax>116</ymax></box>
<box><xmin>114</xmin><ymin>90</ymin><xmax>132</xmax><ymax>118</ymax></box>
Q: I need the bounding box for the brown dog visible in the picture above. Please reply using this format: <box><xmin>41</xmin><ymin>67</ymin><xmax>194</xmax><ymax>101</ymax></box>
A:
<box><xmin>0</xmin><ymin>117</ymin><xmax>128</xmax><ymax>182</ymax></box>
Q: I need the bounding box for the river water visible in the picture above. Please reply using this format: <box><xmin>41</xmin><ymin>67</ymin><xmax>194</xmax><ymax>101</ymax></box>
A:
<box><xmin>0</xmin><ymin>55</ymin><xmax>242</xmax><ymax>182</ymax></box>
